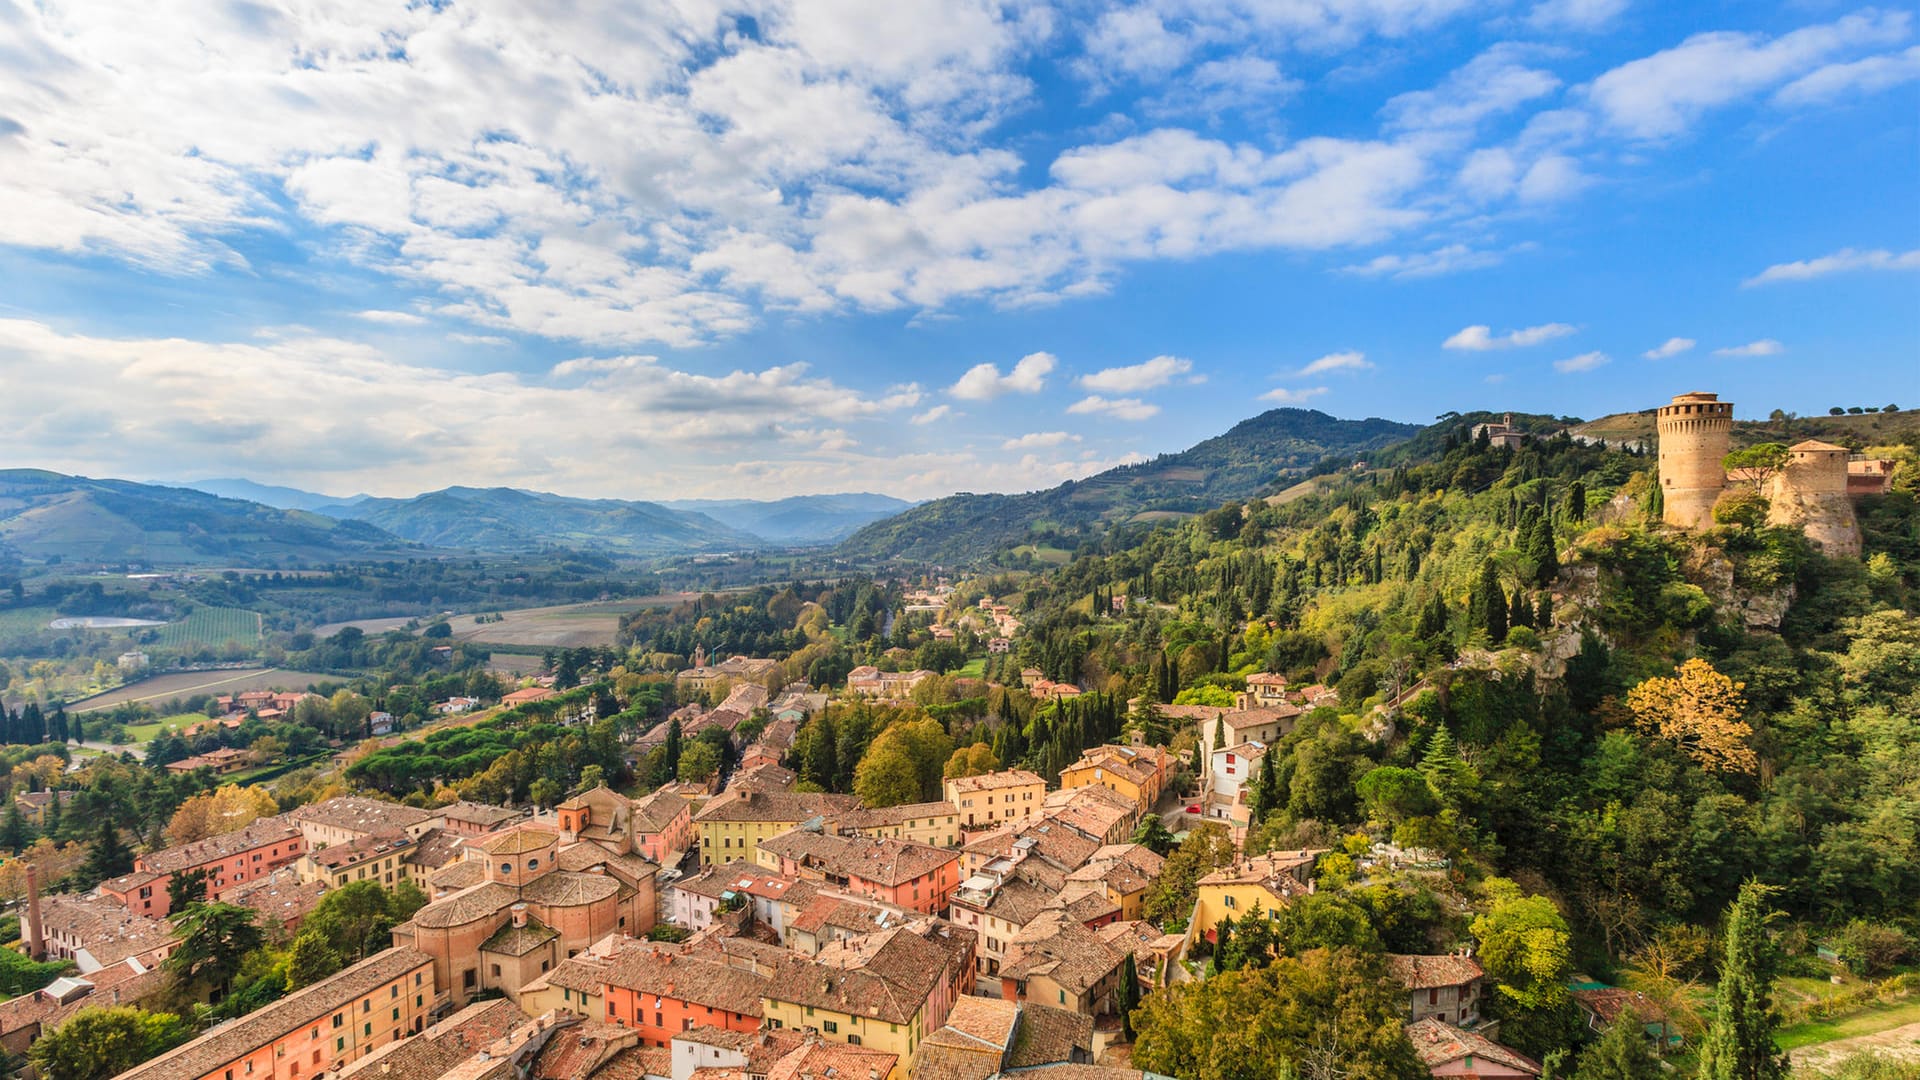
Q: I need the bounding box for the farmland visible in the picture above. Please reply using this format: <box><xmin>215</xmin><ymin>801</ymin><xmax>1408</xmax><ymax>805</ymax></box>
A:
<box><xmin>154</xmin><ymin>606</ymin><xmax>262</xmax><ymax>650</ymax></box>
<box><xmin>68</xmin><ymin>667</ymin><xmax>341</xmax><ymax>711</ymax></box>
<box><xmin>314</xmin><ymin>594</ymin><xmax>710</xmax><ymax>649</ymax></box>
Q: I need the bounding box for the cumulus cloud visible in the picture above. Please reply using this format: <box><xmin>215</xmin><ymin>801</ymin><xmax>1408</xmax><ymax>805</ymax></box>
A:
<box><xmin>0</xmin><ymin>318</ymin><xmax>950</xmax><ymax>498</ymax></box>
<box><xmin>1260</xmin><ymin>386</ymin><xmax>1330</xmax><ymax>404</ymax></box>
<box><xmin>1067</xmin><ymin>395</ymin><xmax>1160</xmax><ymax>420</ymax></box>
<box><xmin>1643</xmin><ymin>337</ymin><xmax>1696</xmax><ymax>359</ymax></box>
<box><xmin>911</xmin><ymin>405</ymin><xmax>953</xmax><ymax>425</ymax></box>
<box><xmin>1296</xmin><ymin>351</ymin><xmax>1372</xmax><ymax>376</ymax></box>
<box><xmin>950</xmin><ymin>352</ymin><xmax>1057</xmax><ymax>400</ymax></box>
<box><xmin>1775</xmin><ymin>44</ymin><xmax>1920</xmax><ymax>106</ymax></box>
<box><xmin>355</xmin><ymin>310</ymin><xmax>428</xmax><ymax>326</ymax></box>
<box><xmin>1382</xmin><ymin>45</ymin><xmax>1562</xmax><ymax>133</ymax></box>
<box><xmin>1586</xmin><ymin>11</ymin><xmax>1911</xmax><ymax>139</ymax></box>
<box><xmin>1002</xmin><ymin>431</ymin><xmax>1080</xmax><ymax>450</ymax></box>
<box><xmin>1714</xmin><ymin>339</ymin><xmax>1785</xmax><ymax>357</ymax></box>
<box><xmin>1079</xmin><ymin>355</ymin><xmax>1193</xmax><ymax>392</ymax></box>
<box><xmin>1443</xmin><ymin>323</ymin><xmax>1577</xmax><ymax>350</ymax></box>
<box><xmin>1340</xmin><ymin>244</ymin><xmax>1507</xmax><ymax>279</ymax></box>
<box><xmin>1554</xmin><ymin>350</ymin><xmax>1609</xmax><ymax>373</ymax></box>
<box><xmin>1744</xmin><ymin>247</ymin><xmax>1920</xmax><ymax>285</ymax></box>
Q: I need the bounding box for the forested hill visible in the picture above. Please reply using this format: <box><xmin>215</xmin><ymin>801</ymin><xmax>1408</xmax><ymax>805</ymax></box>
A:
<box><xmin>0</xmin><ymin>469</ymin><xmax>409</xmax><ymax>565</ymax></box>
<box><xmin>322</xmin><ymin>486</ymin><xmax>760</xmax><ymax>555</ymax></box>
<box><xmin>837</xmin><ymin>408</ymin><xmax>1420</xmax><ymax>566</ymax></box>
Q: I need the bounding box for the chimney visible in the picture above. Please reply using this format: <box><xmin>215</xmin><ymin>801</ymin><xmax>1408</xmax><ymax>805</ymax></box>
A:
<box><xmin>25</xmin><ymin>863</ymin><xmax>46</xmax><ymax>961</ymax></box>
<box><xmin>512</xmin><ymin>903</ymin><xmax>529</xmax><ymax>929</ymax></box>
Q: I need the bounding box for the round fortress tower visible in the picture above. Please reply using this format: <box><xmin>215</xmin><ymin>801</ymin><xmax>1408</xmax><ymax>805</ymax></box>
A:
<box><xmin>1657</xmin><ymin>391</ymin><xmax>1733</xmax><ymax>529</ymax></box>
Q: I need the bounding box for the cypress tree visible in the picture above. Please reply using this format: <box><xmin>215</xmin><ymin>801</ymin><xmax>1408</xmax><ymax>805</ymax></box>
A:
<box><xmin>1509</xmin><ymin>590</ymin><xmax>1534</xmax><ymax>630</ymax></box>
<box><xmin>1535</xmin><ymin>592</ymin><xmax>1554</xmax><ymax>629</ymax></box>
<box><xmin>1569</xmin><ymin>480</ymin><xmax>1588</xmax><ymax>522</ymax></box>
<box><xmin>1572</xmin><ymin>1006</ymin><xmax>1664</xmax><ymax>1080</ymax></box>
<box><xmin>1472</xmin><ymin>562</ymin><xmax>1508</xmax><ymax>644</ymax></box>
<box><xmin>1698</xmin><ymin>882</ymin><xmax>1790</xmax><ymax>1080</ymax></box>
<box><xmin>0</xmin><ymin>800</ymin><xmax>30</xmax><ymax>852</ymax></box>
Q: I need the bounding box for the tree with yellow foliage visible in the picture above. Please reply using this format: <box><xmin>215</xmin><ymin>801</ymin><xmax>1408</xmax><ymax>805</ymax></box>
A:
<box><xmin>165</xmin><ymin>785</ymin><xmax>280</xmax><ymax>846</ymax></box>
<box><xmin>1625</xmin><ymin>659</ymin><xmax>1756</xmax><ymax>773</ymax></box>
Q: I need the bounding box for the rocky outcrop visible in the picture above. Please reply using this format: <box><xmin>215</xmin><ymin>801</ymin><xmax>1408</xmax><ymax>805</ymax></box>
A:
<box><xmin>1684</xmin><ymin>544</ymin><xmax>1796</xmax><ymax>631</ymax></box>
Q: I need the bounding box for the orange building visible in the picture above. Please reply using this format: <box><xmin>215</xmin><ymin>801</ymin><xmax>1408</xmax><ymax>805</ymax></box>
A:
<box><xmin>108</xmin><ymin>817</ymin><xmax>307</xmax><ymax>919</ymax></box>
<box><xmin>756</xmin><ymin>830</ymin><xmax>961</xmax><ymax>914</ymax></box>
<box><xmin>113</xmin><ymin>948</ymin><xmax>435</xmax><ymax>1080</ymax></box>
<box><xmin>600</xmin><ymin>944</ymin><xmax>769</xmax><ymax>1049</ymax></box>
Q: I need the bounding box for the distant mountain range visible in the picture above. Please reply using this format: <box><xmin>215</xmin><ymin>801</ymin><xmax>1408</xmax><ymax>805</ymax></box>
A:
<box><xmin>0</xmin><ymin>469</ymin><xmax>406</xmax><ymax>565</ymax></box>
<box><xmin>658</xmin><ymin>494</ymin><xmax>915</xmax><ymax>545</ymax></box>
<box><xmin>314</xmin><ymin>486</ymin><xmax>757</xmax><ymax>555</ymax></box>
<box><xmin>183</xmin><ymin>477</ymin><xmax>372</xmax><ymax>513</ymax></box>
<box><xmin>835</xmin><ymin>408</ymin><xmax>1422</xmax><ymax>564</ymax></box>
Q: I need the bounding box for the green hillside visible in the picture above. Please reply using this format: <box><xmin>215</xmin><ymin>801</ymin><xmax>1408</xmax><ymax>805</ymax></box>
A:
<box><xmin>837</xmin><ymin>408</ymin><xmax>1421</xmax><ymax>565</ymax></box>
<box><xmin>0</xmin><ymin>470</ymin><xmax>409</xmax><ymax>566</ymax></box>
<box><xmin>330</xmin><ymin>486</ymin><xmax>761</xmax><ymax>555</ymax></box>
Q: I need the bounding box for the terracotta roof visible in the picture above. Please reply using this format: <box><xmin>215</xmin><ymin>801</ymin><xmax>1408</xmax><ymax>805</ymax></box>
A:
<box><xmin>139</xmin><ymin>816</ymin><xmax>302</xmax><ymax>875</ymax></box>
<box><xmin>431</xmin><ymin>860</ymin><xmax>487</xmax><ymax>892</ymax></box>
<box><xmin>632</xmin><ymin>790</ymin><xmax>692</xmax><ymax>833</ymax></box>
<box><xmin>760</xmin><ymin>831</ymin><xmax>958</xmax><ymax>887</ymax></box>
<box><xmin>1001</xmin><ymin>911</ymin><xmax>1126</xmax><ymax>996</ymax></box>
<box><xmin>1002</xmin><ymin>1066</ymin><xmax>1141</xmax><ymax>1080</ymax></box>
<box><xmin>226</xmin><ymin>870</ymin><xmax>329</xmax><ymax>926</ymax></box>
<box><xmin>540</xmin><ymin>952</ymin><xmax>614</xmax><ymax>995</ymax></box>
<box><xmin>841</xmin><ymin>800</ymin><xmax>959</xmax><ymax>830</ymax></box>
<box><xmin>291</xmin><ymin>796</ymin><xmax>435</xmax><ymax>834</ymax></box>
<box><xmin>100</xmin><ymin>869</ymin><xmax>164</xmax><ymax>894</ymax></box>
<box><xmin>1065</xmin><ymin>845</ymin><xmax>1163</xmax><ymax>896</ymax></box>
<box><xmin>947</xmin><ymin>770</ymin><xmax>1046</xmax><ymax>794</ymax></box>
<box><xmin>405</xmin><ymin>828</ymin><xmax>470</xmax><ymax>870</ymax></box>
<box><xmin>532</xmin><ymin>1018</ymin><xmax>637</xmax><ymax>1080</ymax></box>
<box><xmin>787</xmin><ymin>894</ymin><xmax>911</xmax><ymax>936</ymax></box>
<box><xmin>767</xmin><ymin>925</ymin><xmax>956</xmax><ymax>1025</ymax></box>
<box><xmin>306</xmin><ymin>831</ymin><xmax>414</xmax><ymax>869</ymax></box>
<box><xmin>520</xmin><ymin>871</ymin><xmax>622</xmax><ymax>908</ymax></box>
<box><xmin>693</xmin><ymin>790</ymin><xmax>858</xmax><ymax>825</ymax></box>
<box><xmin>953</xmin><ymin>874</ymin><xmax>1056</xmax><ymax>928</ymax></box>
<box><xmin>37</xmin><ymin>894</ymin><xmax>174</xmax><ymax>968</ymax></box>
<box><xmin>334</xmin><ymin>1000</ymin><xmax>526</xmax><ymax>1080</ymax></box>
<box><xmin>764</xmin><ymin>1040</ymin><xmax>898</xmax><ymax>1080</ymax></box>
<box><xmin>0</xmin><ymin>959</ymin><xmax>167</xmax><ymax>1040</ymax></box>
<box><xmin>1008</xmin><ymin>1001</ymin><xmax>1095</xmax><ymax>1068</ymax></box>
<box><xmin>413</xmin><ymin>882</ymin><xmax>521</xmax><ymax>929</ymax></box>
<box><xmin>1405</xmin><ymin>1018</ymin><xmax>1542</xmax><ymax>1076</ymax></box>
<box><xmin>472</xmin><ymin>824</ymin><xmax>560</xmax><ymax>856</ymax></box>
<box><xmin>594</xmin><ymin>1046</ymin><xmax>672</xmax><ymax>1080</ymax></box>
<box><xmin>1195</xmin><ymin>850</ymin><xmax>1325</xmax><ymax>895</ymax></box>
<box><xmin>668</xmin><ymin>859</ymin><xmax>762</xmax><ymax>900</ymax></box>
<box><xmin>1387</xmin><ymin>953</ymin><xmax>1485</xmax><ymax>990</ymax></box>
<box><xmin>437</xmin><ymin>801</ymin><xmax>524</xmax><ymax>830</ymax></box>
<box><xmin>482</xmin><ymin>917</ymin><xmax>558</xmax><ymax>957</ymax></box>
<box><xmin>603</xmin><ymin>945</ymin><xmax>770</xmax><ymax>1016</ymax></box>
<box><xmin>1789</xmin><ymin>439</ymin><xmax>1848</xmax><ymax>452</ymax></box>
<box><xmin>116</xmin><ymin>948</ymin><xmax>434</xmax><ymax>1080</ymax></box>
<box><xmin>1572</xmin><ymin>987</ymin><xmax>1668</xmax><ymax>1024</ymax></box>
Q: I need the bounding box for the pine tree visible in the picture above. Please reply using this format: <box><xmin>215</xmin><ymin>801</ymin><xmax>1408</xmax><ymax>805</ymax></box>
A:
<box><xmin>1573</xmin><ymin>1007</ymin><xmax>1664</xmax><ymax>1080</ymax></box>
<box><xmin>1698</xmin><ymin>882</ymin><xmax>1790</xmax><ymax>1080</ymax></box>
<box><xmin>0</xmin><ymin>800</ymin><xmax>30</xmax><ymax>851</ymax></box>
<box><xmin>1472</xmin><ymin>562</ymin><xmax>1507</xmax><ymax>644</ymax></box>
<box><xmin>41</xmin><ymin>793</ymin><xmax>62</xmax><ymax>842</ymax></box>
<box><xmin>81</xmin><ymin>820</ymin><xmax>133</xmax><ymax>887</ymax></box>
<box><xmin>1417</xmin><ymin>593</ymin><xmax>1448</xmax><ymax>641</ymax></box>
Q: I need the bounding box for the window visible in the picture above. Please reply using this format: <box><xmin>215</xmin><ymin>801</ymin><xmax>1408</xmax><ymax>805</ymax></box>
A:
<box><xmin>333</xmin><ymin>1015</ymin><xmax>343</xmax><ymax>1028</ymax></box>
<box><xmin>336</xmin><ymin>1038</ymin><xmax>345</xmax><ymax>1052</ymax></box>
<box><xmin>464</xmin><ymin>969</ymin><xmax>477</xmax><ymax>989</ymax></box>
<box><xmin>500</xmin><ymin>863</ymin><xmax>513</xmax><ymax>874</ymax></box>
<box><xmin>1429</xmin><ymin>989</ymin><xmax>1438</xmax><ymax>1005</ymax></box>
<box><xmin>392</xmin><ymin>1008</ymin><xmax>400</xmax><ymax>1021</ymax></box>
<box><xmin>415</xmin><ymin>972</ymin><xmax>423</xmax><ymax>986</ymax></box>
<box><xmin>491</xmin><ymin>964</ymin><xmax>501</xmax><ymax>977</ymax></box>
<box><xmin>847</xmin><ymin>1035</ymin><xmax>862</xmax><ymax>1046</ymax></box>
<box><xmin>823</xmin><ymin>1021</ymin><xmax>838</xmax><ymax>1034</ymax></box>
<box><xmin>364</xmin><ymin>1023</ymin><xmax>372</xmax><ymax>1037</ymax></box>
<box><xmin>1058</xmin><ymin>990</ymin><xmax>1067</xmax><ymax>1004</ymax></box>
<box><xmin>362</xmin><ymin>1001</ymin><xmax>371</xmax><ymax>1013</ymax></box>
<box><xmin>391</xmin><ymin>986</ymin><xmax>398</xmax><ymax>998</ymax></box>
<box><xmin>527</xmin><ymin>858</ymin><xmax>538</xmax><ymax>869</ymax></box>
<box><xmin>1224</xmin><ymin>895</ymin><xmax>1236</xmax><ymax>909</ymax></box>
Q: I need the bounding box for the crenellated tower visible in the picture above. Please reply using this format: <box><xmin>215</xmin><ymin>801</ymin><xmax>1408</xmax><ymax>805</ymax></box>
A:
<box><xmin>1656</xmin><ymin>391</ymin><xmax>1733</xmax><ymax>529</ymax></box>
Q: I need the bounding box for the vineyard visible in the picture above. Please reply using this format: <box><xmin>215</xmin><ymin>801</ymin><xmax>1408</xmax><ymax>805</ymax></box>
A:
<box><xmin>154</xmin><ymin>606</ymin><xmax>263</xmax><ymax>651</ymax></box>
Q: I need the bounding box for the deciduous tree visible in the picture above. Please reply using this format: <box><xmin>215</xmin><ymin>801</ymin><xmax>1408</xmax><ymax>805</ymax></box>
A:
<box><xmin>28</xmin><ymin>1006</ymin><xmax>190</xmax><ymax>1080</ymax></box>
<box><xmin>1626</xmin><ymin>660</ymin><xmax>1756</xmax><ymax>773</ymax></box>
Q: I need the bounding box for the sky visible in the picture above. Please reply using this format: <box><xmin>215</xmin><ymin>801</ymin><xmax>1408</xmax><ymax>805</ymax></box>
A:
<box><xmin>0</xmin><ymin>0</ymin><xmax>1916</xmax><ymax>502</ymax></box>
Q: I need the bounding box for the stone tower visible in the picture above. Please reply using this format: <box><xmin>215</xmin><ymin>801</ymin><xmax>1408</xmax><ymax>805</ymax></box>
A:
<box><xmin>1768</xmin><ymin>440</ymin><xmax>1861</xmax><ymax>557</ymax></box>
<box><xmin>1657</xmin><ymin>391</ymin><xmax>1733</xmax><ymax>529</ymax></box>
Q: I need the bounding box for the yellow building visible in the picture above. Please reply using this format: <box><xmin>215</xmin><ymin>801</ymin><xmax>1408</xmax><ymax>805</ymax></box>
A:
<box><xmin>1057</xmin><ymin>745</ymin><xmax>1171</xmax><ymax>814</ymax></box>
<box><xmin>760</xmin><ymin>923</ymin><xmax>975</xmax><ymax>1080</ymax></box>
<box><xmin>945</xmin><ymin>770</ymin><xmax>1046</xmax><ymax>830</ymax></box>
<box><xmin>515</xmin><ymin>950</ymin><xmax>610</xmax><ymax>1020</ymax></box>
<box><xmin>297</xmin><ymin>834</ymin><xmax>423</xmax><ymax>891</ymax></box>
<box><xmin>1191</xmin><ymin>849</ymin><xmax>1323</xmax><ymax>943</ymax></box>
<box><xmin>692</xmin><ymin>790</ymin><xmax>858</xmax><ymax>865</ymax></box>
<box><xmin>841</xmin><ymin>801</ymin><xmax>963</xmax><ymax>847</ymax></box>
<box><xmin>1062</xmin><ymin>844</ymin><xmax>1164</xmax><ymax>922</ymax></box>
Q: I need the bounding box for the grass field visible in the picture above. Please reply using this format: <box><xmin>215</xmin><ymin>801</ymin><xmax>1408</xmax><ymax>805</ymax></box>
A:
<box><xmin>312</xmin><ymin>594</ymin><xmax>706</xmax><ymax>649</ymax></box>
<box><xmin>0</xmin><ymin>607</ymin><xmax>60</xmax><ymax>637</ymax></box>
<box><xmin>955</xmin><ymin>658</ymin><xmax>987</xmax><ymax>679</ymax></box>
<box><xmin>1779</xmin><ymin>998</ymin><xmax>1920</xmax><ymax>1050</ymax></box>
<box><xmin>155</xmin><ymin>606</ymin><xmax>262</xmax><ymax>650</ymax></box>
<box><xmin>70</xmin><ymin>668</ymin><xmax>339</xmax><ymax>711</ymax></box>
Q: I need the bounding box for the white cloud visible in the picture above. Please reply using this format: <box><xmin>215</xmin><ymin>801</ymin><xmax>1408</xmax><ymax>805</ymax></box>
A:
<box><xmin>1586</xmin><ymin>11</ymin><xmax>1911</xmax><ymax>139</ymax></box>
<box><xmin>355</xmin><ymin>310</ymin><xmax>428</xmax><ymax>326</ymax></box>
<box><xmin>1714</xmin><ymin>339</ymin><xmax>1785</xmax><ymax>357</ymax></box>
<box><xmin>1340</xmin><ymin>243</ymin><xmax>1507</xmax><ymax>279</ymax></box>
<box><xmin>1296</xmin><ymin>351</ymin><xmax>1372</xmax><ymax>376</ymax></box>
<box><xmin>1002</xmin><ymin>431</ymin><xmax>1080</xmax><ymax>450</ymax></box>
<box><xmin>1775</xmin><ymin>44</ymin><xmax>1920</xmax><ymax>107</ymax></box>
<box><xmin>911</xmin><ymin>405</ymin><xmax>953</xmax><ymax>425</ymax></box>
<box><xmin>1443</xmin><ymin>322</ymin><xmax>1577</xmax><ymax>350</ymax></box>
<box><xmin>1528</xmin><ymin>0</ymin><xmax>1630</xmax><ymax>32</ymax></box>
<box><xmin>1067</xmin><ymin>395</ymin><xmax>1160</xmax><ymax>420</ymax></box>
<box><xmin>1382</xmin><ymin>45</ymin><xmax>1562</xmax><ymax>133</ymax></box>
<box><xmin>1643</xmin><ymin>337</ymin><xmax>1696</xmax><ymax>359</ymax></box>
<box><xmin>950</xmin><ymin>352</ymin><xmax>1057</xmax><ymax>400</ymax></box>
<box><xmin>1079</xmin><ymin>355</ymin><xmax>1192</xmax><ymax>392</ymax></box>
<box><xmin>1744</xmin><ymin>247</ymin><xmax>1920</xmax><ymax>285</ymax></box>
<box><xmin>0</xmin><ymin>317</ymin><xmax>945</xmax><ymax>498</ymax></box>
<box><xmin>1554</xmin><ymin>350</ymin><xmax>1609</xmax><ymax>373</ymax></box>
<box><xmin>1259</xmin><ymin>386</ymin><xmax>1330</xmax><ymax>404</ymax></box>
<box><xmin>450</xmin><ymin>333</ymin><xmax>512</xmax><ymax>347</ymax></box>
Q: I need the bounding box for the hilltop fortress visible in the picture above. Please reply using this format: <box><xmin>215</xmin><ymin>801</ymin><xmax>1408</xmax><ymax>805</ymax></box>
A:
<box><xmin>1656</xmin><ymin>391</ymin><xmax>1879</xmax><ymax>558</ymax></box>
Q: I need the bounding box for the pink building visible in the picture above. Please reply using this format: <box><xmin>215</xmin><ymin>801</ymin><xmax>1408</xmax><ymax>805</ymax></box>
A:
<box><xmin>758</xmin><ymin>830</ymin><xmax>961</xmax><ymax>914</ymax></box>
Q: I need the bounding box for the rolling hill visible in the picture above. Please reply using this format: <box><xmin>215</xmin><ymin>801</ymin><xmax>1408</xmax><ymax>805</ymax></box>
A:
<box><xmin>321</xmin><ymin>486</ymin><xmax>760</xmax><ymax>555</ymax></box>
<box><xmin>181</xmin><ymin>477</ymin><xmax>372</xmax><ymax>512</ymax></box>
<box><xmin>0</xmin><ymin>470</ymin><xmax>408</xmax><ymax>565</ymax></box>
<box><xmin>836</xmin><ymin>408</ymin><xmax>1421</xmax><ymax>565</ymax></box>
<box><xmin>657</xmin><ymin>493</ymin><xmax>915</xmax><ymax>545</ymax></box>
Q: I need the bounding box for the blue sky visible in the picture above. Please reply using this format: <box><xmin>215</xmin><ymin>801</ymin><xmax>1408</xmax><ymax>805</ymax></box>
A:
<box><xmin>0</xmin><ymin>0</ymin><xmax>1915</xmax><ymax>500</ymax></box>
